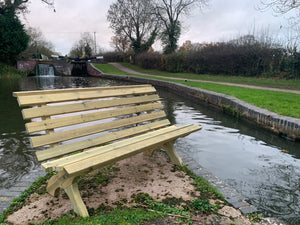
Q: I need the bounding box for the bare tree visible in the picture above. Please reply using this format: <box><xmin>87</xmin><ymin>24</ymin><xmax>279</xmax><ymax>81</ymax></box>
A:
<box><xmin>259</xmin><ymin>0</ymin><xmax>300</xmax><ymax>50</ymax></box>
<box><xmin>107</xmin><ymin>0</ymin><xmax>160</xmax><ymax>54</ymax></box>
<box><xmin>20</xmin><ymin>27</ymin><xmax>55</xmax><ymax>59</ymax></box>
<box><xmin>110</xmin><ymin>33</ymin><xmax>131</xmax><ymax>53</ymax></box>
<box><xmin>154</xmin><ymin>0</ymin><xmax>208</xmax><ymax>54</ymax></box>
<box><xmin>260</xmin><ymin>0</ymin><xmax>300</xmax><ymax>14</ymax></box>
<box><xmin>69</xmin><ymin>32</ymin><xmax>95</xmax><ymax>58</ymax></box>
<box><xmin>260</xmin><ymin>0</ymin><xmax>300</xmax><ymax>26</ymax></box>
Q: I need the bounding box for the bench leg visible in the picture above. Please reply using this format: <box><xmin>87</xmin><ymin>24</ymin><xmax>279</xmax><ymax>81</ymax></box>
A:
<box><xmin>161</xmin><ymin>141</ymin><xmax>183</xmax><ymax>166</ymax></box>
<box><xmin>47</xmin><ymin>170</ymin><xmax>66</xmax><ymax>197</ymax></box>
<box><xmin>64</xmin><ymin>182</ymin><xmax>89</xmax><ymax>217</ymax></box>
<box><xmin>46</xmin><ymin>170</ymin><xmax>89</xmax><ymax>217</ymax></box>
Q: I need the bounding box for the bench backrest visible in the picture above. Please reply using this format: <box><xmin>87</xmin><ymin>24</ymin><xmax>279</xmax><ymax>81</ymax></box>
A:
<box><xmin>13</xmin><ymin>85</ymin><xmax>170</xmax><ymax>162</ymax></box>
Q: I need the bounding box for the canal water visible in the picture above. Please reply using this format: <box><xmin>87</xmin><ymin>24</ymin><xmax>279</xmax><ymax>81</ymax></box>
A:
<box><xmin>0</xmin><ymin>76</ymin><xmax>299</xmax><ymax>224</ymax></box>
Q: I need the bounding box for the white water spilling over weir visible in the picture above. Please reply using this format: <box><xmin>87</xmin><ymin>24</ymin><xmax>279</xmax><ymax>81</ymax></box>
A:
<box><xmin>36</xmin><ymin>64</ymin><xmax>55</xmax><ymax>87</ymax></box>
<box><xmin>38</xmin><ymin>64</ymin><xmax>55</xmax><ymax>76</ymax></box>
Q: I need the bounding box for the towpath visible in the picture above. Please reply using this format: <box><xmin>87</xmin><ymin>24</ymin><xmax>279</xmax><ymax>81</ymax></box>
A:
<box><xmin>110</xmin><ymin>63</ymin><xmax>300</xmax><ymax>95</ymax></box>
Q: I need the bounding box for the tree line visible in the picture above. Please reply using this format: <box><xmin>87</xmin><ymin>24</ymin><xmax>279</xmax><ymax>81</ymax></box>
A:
<box><xmin>104</xmin><ymin>34</ymin><xmax>300</xmax><ymax>78</ymax></box>
<box><xmin>104</xmin><ymin>0</ymin><xmax>300</xmax><ymax>78</ymax></box>
<box><xmin>1</xmin><ymin>0</ymin><xmax>300</xmax><ymax>79</ymax></box>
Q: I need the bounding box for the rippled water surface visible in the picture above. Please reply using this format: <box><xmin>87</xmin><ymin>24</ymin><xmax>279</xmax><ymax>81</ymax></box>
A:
<box><xmin>1</xmin><ymin>76</ymin><xmax>299</xmax><ymax>224</ymax></box>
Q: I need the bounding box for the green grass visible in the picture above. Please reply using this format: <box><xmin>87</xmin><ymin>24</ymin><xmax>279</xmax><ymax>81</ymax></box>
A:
<box><xmin>121</xmin><ymin>62</ymin><xmax>300</xmax><ymax>91</ymax></box>
<box><xmin>181</xmin><ymin>166</ymin><xmax>224</xmax><ymax>201</ymax></box>
<box><xmin>179</xmin><ymin>80</ymin><xmax>300</xmax><ymax>118</ymax></box>
<box><xmin>95</xmin><ymin>63</ymin><xmax>300</xmax><ymax>118</ymax></box>
<box><xmin>0</xmin><ymin>165</ymin><xmax>225</xmax><ymax>225</ymax></box>
<box><xmin>38</xmin><ymin>208</ymin><xmax>163</xmax><ymax>225</ymax></box>
<box><xmin>95</xmin><ymin>63</ymin><xmax>132</xmax><ymax>75</ymax></box>
<box><xmin>0</xmin><ymin>63</ymin><xmax>28</xmax><ymax>77</ymax></box>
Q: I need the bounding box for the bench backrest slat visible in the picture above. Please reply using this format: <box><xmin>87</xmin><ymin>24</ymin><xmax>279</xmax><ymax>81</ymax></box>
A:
<box><xmin>26</xmin><ymin>102</ymin><xmax>163</xmax><ymax>133</ymax></box>
<box><xmin>31</xmin><ymin>110</ymin><xmax>167</xmax><ymax>148</ymax></box>
<box><xmin>14</xmin><ymin>85</ymin><xmax>156</xmax><ymax>107</ymax></box>
<box><xmin>22</xmin><ymin>94</ymin><xmax>160</xmax><ymax>119</ymax></box>
<box><xmin>13</xmin><ymin>85</ymin><xmax>150</xmax><ymax>97</ymax></box>
<box><xmin>13</xmin><ymin>85</ymin><xmax>172</xmax><ymax>163</ymax></box>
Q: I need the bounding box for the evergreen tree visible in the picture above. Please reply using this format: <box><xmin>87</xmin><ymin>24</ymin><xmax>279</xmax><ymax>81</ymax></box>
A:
<box><xmin>0</xmin><ymin>12</ymin><xmax>29</xmax><ymax>64</ymax></box>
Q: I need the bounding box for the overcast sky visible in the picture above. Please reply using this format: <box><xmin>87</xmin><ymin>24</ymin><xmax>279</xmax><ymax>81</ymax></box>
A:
<box><xmin>21</xmin><ymin>0</ymin><xmax>295</xmax><ymax>55</ymax></box>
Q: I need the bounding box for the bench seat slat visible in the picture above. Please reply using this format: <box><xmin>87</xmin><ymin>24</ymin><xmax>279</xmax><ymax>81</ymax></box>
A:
<box><xmin>31</xmin><ymin>111</ymin><xmax>166</xmax><ymax>147</ymax></box>
<box><xmin>15</xmin><ymin>86</ymin><xmax>156</xmax><ymax>107</ymax></box>
<box><xmin>26</xmin><ymin>102</ymin><xmax>163</xmax><ymax>133</ymax></box>
<box><xmin>42</xmin><ymin>125</ymin><xmax>180</xmax><ymax>171</ymax></box>
<box><xmin>22</xmin><ymin>95</ymin><xmax>160</xmax><ymax>119</ymax></box>
<box><xmin>62</xmin><ymin>124</ymin><xmax>201</xmax><ymax>175</ymax></box>
<box><xmin>36</xmin><ymin>119</ymin><xmax>171</xmax><ymax>162</ymax></box>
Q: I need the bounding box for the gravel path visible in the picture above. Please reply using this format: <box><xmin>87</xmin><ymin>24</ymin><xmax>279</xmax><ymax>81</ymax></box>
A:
<box><xmin>110</xmin><ymin>63</ymin><xmax>300</xmax><ymax>95</ymax></box>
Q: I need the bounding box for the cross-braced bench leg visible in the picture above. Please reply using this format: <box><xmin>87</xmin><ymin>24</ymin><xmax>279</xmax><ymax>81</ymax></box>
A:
<box><xmin>143</xmin><ymin>141</ymin><xmax>183</xmax><ymax>166</ymax></box>
<box><xmin>46</xmin><ymin>170</ymin><xmax>89</xmax><ymax>217</ymax></box>
<box><xmin>161</xmin><ymin>141</ymin><xmax>183</xmax><ymax>166</ymax></box>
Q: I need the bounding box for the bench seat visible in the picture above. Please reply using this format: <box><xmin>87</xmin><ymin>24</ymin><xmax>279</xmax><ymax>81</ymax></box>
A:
<box><xmin>13</xmin><ymin>84</ymin><xmax>201</xmax><ymax>217</ymax></box>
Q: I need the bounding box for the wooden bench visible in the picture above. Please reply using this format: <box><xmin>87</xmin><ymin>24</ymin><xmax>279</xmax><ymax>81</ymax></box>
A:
<box><xmin>13</xmin><ymin>84</ymin><xmax>201</xmax><ymax>217</ymax></box>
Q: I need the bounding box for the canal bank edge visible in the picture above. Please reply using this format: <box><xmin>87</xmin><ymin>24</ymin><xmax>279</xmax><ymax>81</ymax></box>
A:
<box><xmin>90</xmin><ymin>64</ymin><xmax>300</xmax><ymax>141</ymax></box>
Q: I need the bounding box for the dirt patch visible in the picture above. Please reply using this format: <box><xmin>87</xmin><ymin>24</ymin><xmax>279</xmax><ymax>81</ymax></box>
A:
<box><xmin>5</xmin><ymin>152</ymin><xmax>269</xmax><ymax>224</ymax></box>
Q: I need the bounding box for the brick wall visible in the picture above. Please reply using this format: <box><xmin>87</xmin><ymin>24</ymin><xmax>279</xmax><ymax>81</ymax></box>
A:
<box><xmin>17</xmin><ymin>60</ymin><xmax>37</xmax><ymax>72</ymax></box>
<box><xmin>87</xmin><ymin>63</ymin><xmax>102</xmax><ymax>76</ymax></box>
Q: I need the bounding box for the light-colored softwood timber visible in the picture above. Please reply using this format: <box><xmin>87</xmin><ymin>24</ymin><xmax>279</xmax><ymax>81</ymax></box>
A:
<box><xmin>13</xmin><ymin>84</ymin><xmax>202</xmax><ymax>217</ymax></box>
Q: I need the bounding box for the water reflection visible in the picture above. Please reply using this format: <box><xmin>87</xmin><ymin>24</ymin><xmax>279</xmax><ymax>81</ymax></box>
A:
<box><xmin>0</xmin><ymin>76</ymin><xmax>300</xmax><ymax>224</ymax></box>
<box><xmin>0</xmin><ymin>131</ymin><xmax>37</xmax><ymax>188</ymax></box>
<box><xmin>0</xmin><ymin>76</ymin><xmax>133</xmax><ymax>188</ymax></box>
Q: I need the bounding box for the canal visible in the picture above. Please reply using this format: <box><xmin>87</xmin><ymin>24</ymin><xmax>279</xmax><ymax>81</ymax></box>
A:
<box><xmin>0</xmin><ymin>76</ymin><xmax>299</xmax><ymax>224</ymax></box>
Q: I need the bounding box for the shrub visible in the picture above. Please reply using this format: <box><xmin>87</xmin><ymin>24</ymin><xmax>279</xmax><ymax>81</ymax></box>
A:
<box><xmin>128</xmin><ymin>35</ymin><xmax>300</xmax><ymax>78</ymax></box>
<box><xmin>135</xmin><ymin>52</ymin><xmax>162</xmax><ymax>70</ymax></box>
<box><xmin>103</xmin><ymin>51</ymin><xmax>125</xmax><ymax>63</ymax></box>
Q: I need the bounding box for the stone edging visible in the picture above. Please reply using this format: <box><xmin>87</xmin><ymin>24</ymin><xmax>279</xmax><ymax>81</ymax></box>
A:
<box><xmin>92</xmin><ymin>67</ymin><xmax>299</xmax><ymax>141</ymax></box>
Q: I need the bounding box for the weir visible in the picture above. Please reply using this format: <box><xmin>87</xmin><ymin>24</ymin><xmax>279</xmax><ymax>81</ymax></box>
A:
<box><xmin>17</xmin><ymin>59</ymin><xmax>101</xmax><ymax>76</ymax></box>
<box><xmin>37</xmin><ymin>64</ymin><xmax>55</xmax><ymax>76</ymax></box>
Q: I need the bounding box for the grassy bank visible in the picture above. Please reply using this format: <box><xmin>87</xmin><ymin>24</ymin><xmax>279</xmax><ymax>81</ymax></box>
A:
<box><xmin>121</xmin><ymin>63</ymin><xmax>300</xmax><ymax>91</ymax></box>
<box><xmin>0</xmin><ymin>63</ymin><xmax>28</xmax><ymax>77</ymax></box>
<box><xmin>0</xmin><ymin>165</ymin><xmax>226</xmax><ymax>225</ymax></box>
<box><xmin>94</xmin><ymin>63</ymin><xmax>300</xmax><ymax>118</ymax></box>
